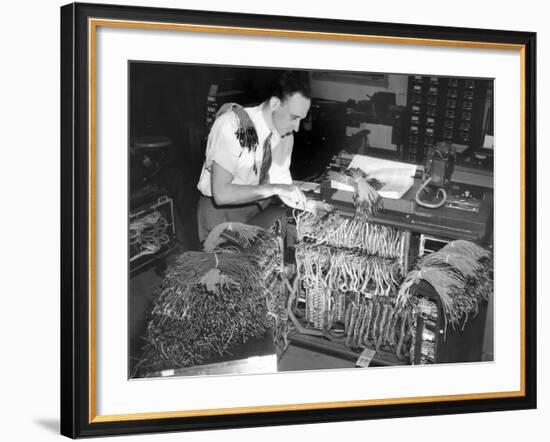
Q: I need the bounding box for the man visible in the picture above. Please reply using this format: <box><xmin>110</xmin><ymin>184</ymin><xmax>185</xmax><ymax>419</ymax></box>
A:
<box><xmin>196</xmin><ymin>71</ymin><xmax>311</xmax><ymax>241</ymax></box>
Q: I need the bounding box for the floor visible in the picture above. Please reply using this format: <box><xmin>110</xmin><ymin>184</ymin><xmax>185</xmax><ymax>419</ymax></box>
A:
<box><xmin>278</xmin><ymin>345</ymin><xmax>355</xmax><ymax>371</ymax></box>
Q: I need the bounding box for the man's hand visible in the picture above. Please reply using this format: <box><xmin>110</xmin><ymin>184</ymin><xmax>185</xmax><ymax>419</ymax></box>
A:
<box><xmin>305</xmin><ymin>199</ymin><xmax>334</xmax><ymax>217</ymax></box>
<box><xmin>274</xmin><ymin>184</ymin><xmax>308</xmax><ymax>210</ymax></box>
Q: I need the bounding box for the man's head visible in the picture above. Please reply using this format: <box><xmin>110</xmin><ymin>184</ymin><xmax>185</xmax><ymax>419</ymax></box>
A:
<box><xmin>267</xmin><ymin>71</ymin><xmax>311</xmax><ymax>137</ymax></box>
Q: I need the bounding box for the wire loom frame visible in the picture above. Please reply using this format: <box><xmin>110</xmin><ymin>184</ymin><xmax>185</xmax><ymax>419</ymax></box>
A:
<box><xmin>60</xmin><ymin>2</ymin><xmax>537</xmax><ymax>438</ymax></box>
<box><xmin>294</xmin><ymin>212</ymin><xmax>408</xmax><ymax>339</ymax></box>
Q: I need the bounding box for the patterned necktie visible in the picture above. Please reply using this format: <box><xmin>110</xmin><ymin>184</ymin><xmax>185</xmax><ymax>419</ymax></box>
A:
<box><xmin>259</xmin><ymin>132</ymin><xmax>273</xmax><ymax>184</ymax></box>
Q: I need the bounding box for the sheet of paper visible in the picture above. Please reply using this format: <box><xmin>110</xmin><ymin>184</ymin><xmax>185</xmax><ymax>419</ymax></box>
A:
<box><xmin>297</xmin><ymin>182</ymin><xmax>321</xmax><ymax>192</ymax></box>
<box><xmin>348</xmin><ymin>154</ymin><xmax>417</xmax><ymax>199</ymax></box>
<box><xmin>292</xmin><ymin>180</ymin><xmax>321</xmax><ymax>194</ymax></box>
<box><xmin>329</xmin><ymin>180</ymin><xmax>355</xmax><ymax>192</ymax></box>
<box><xmin>365</xmin><ymin>123</ymin><xmax>396</xmax><ymax>151</ymax></box>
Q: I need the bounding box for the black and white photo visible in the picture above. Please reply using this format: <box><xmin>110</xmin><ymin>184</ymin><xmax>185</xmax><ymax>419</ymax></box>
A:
<box><xmin>128</xmin><ymin>63</ymin><xmax>495</xmax><ymax>378</ymax></box>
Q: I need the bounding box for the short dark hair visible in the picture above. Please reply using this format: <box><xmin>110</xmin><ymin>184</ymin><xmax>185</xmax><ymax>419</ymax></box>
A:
<box><xmin>270</xmin><ymin>70</ymin><xmax>311</xmax><ymax>102</ymax></box>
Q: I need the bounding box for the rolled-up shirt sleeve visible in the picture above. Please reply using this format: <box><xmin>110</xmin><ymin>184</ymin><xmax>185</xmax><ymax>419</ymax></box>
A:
<box><xmin>269</xmin><ymin>134</ymin><xmax>293</xmax><ymax>185</ymax></box>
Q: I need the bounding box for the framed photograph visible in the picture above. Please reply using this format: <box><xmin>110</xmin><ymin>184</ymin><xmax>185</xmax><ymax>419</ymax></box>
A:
<box><xmin>60</xmin><ymin>1</ymin><xmax>536</xmax><ymax>438</ymax></box>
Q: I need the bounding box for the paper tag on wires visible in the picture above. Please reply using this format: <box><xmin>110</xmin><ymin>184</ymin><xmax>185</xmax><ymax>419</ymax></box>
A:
<box><xmin>356</xmin><ymin>348</ymin><xmax>376</xmax><ymax>367</ymax></box>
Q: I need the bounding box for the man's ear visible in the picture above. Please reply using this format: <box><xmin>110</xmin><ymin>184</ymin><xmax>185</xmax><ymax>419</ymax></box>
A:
<box><xmin>269</xmin><ymin>96</ymin><xmax>281</xmax><ymax>110</ymax></box>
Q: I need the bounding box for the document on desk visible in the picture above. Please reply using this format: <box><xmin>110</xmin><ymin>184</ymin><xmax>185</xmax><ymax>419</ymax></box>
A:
<box><xmin>347</xmin><ymin>154</ymin><xmax>417</xmax><ymax>199</ymax></box>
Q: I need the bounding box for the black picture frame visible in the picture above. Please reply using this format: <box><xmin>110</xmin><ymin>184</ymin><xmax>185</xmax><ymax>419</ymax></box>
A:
<box><xmin>61</xmin><ymin>2</ymin><xmax>537</xmax><ymax>438</ymax></box>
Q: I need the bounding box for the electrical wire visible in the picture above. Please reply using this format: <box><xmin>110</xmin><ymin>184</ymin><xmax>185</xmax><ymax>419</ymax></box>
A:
<box><xmin>130</xmin><ymin>211</ymin><xmax>170</xmax><ymax>255</ymax></box>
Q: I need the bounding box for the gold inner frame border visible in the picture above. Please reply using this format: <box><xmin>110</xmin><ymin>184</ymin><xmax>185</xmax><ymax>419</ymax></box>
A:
<box><xmin>87</xmin><ymin>17</ymin><xmax>527</xmax><ymax>423</ymax></box>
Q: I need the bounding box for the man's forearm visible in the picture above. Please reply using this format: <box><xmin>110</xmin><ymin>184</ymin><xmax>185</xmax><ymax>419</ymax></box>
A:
<box><xmin>212</xmin><ymin>183</ymin><xmax>276</xmax><ymax>206</ymax></box>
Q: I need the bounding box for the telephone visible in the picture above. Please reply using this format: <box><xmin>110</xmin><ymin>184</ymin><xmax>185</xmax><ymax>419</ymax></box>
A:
<box><xmin>415</xmin><ymin>143</ymin><xmax>456</xmax><ymax>208</ymax></box>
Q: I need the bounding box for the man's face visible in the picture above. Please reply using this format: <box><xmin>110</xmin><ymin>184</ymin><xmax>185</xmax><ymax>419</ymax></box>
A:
<box><xmin>271</xmin><ymin>92</ymin><xmax>311</xmax><ymax>137</ymax></box>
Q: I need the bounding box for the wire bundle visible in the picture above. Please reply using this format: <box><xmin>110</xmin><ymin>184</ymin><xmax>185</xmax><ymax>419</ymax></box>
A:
<box><xmin>129</xmin><ymin>211</ymin><xmax>170</xmax><ymax>255</ymax></box>
<box><xmin>216</xmin><ymin>103</ymin><xmax>259</xmax><ymax>153</ymax></box>
<box><xmin>137</xmin><ymin>221</ymin><xmax>288</xmax><ymax>374</ymax></box>
<box><xmin>345</xmin><ymin>167</ymin><xmax>384</xmax><ymax>218</ymax></box>
<box><xmin>296</xmin><ymin>243</ymin><xmax>402</xmax><ymax>296</ymax></box>
<box><xmin>324</xmin><ymin>168</ymin><xmax>384</xmax><ymax>219</ymax></box>
<box><xmin>289</xmin><ymin>286</ymin><xmax>416</xmax><ymax>362</ymax></box>
<box><xmin>292</xmin><ymin>209</ymin><xmax>407</xmax><ymax>338</ymax></box>
<box><xmin>203</xmin><ymin>222</ymin><xmax>287</xmax><ymax>341</ymax></box>
<box><xmin>305</xmin><ymin>283</ymin><xmax>332</xmax><ymax>331</ymax></box>
<box><xmin>342</xmin><ymin>297</ymin><xmax>414</xmax><ymax>359</ymax></box>
<box><xmin>295</xmin><ymin>212</ymin><xmax>406</xmax><ymax>261</ymax></box>
<box><xmin>396</xmin><ymin>240</ymin><xmax>493</xmax><ymax>334</ymax></box>
<box><xmin>203</xmin><ymin>222</ymin><xmax>274</xmax><ymax>253</ymax></box>
<box><xmin>137</xmin><ymin>251</ymin><xmax>270</xmax><ymax>373</ymax></box>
